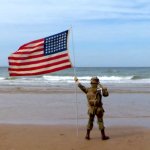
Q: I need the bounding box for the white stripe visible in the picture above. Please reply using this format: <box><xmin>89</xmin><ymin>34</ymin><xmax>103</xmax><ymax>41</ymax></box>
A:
<box><xmin>25</xmin><ymin>41</ymin><xmax>44</xmax><ymax>47</ymax></box>
<box><xmin>9</xmin><ymin>56</ymin><xmax>69</xmax><ymax>69</ymax></box>
<box><xmin>9</xmin><ymin>51</ymin><xmax>68</xmax><ymax>63</ymax></box>
<box><xmin>9</xmin><ymin>62</ymin><xmax>71</xmax><ymax>74</ymax></box>
<box><xmin>11</xmin><ymin>51</ymin><xmax>43</xmax><ymax>57</ymax></box>
<box><xmin>17</xmin><ymin>46</ymin><xmax>44</xmax><ymax>52</ymax></box>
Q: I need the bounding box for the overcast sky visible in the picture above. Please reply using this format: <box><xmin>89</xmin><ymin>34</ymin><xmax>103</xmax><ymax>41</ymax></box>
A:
<box><xmin>0</xmin><ymin>0</ymin><xmax>150</xmax><ymax>67</ymax></box>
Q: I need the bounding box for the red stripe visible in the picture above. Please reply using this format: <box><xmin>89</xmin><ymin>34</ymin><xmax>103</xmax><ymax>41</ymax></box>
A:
<box><xmin>18</xmin><ymin>43</ymin><xmax>44</xmax><ymax>50</ymax></box>
<box><xmin>9</xmin><ymin>65</ymin><xmax>72</xmax><ymax>76</ymax></box>
<box><xmin>19</xmin><ymin>38</ymin><xmax>44</xmax><ymax>49</ymax></box>
<box><xmin>9</xmin><ymin>59</ymin><xmax>71</xmax><ymax>71</ymax></box>
<box><xmin>20</xmin><ymin>43</ymin><xmax>44</xmax><ymax>50</ymax></box>
<box><xmin>9</xmin><ymin>53</ymin><xmax>44</xmax><ymax>60</ymax></box>
<box><xmin>9</xmin><ymin>53</ymin><xmax>69</xmax><ymax>66</ymax></box>
<box><xmin>14</xmin><ymin>48</ymin><xmax>43</xmax><ymax>54</ymax></box>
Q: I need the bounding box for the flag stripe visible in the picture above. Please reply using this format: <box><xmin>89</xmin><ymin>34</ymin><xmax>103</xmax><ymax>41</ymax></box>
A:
<box><xmin>9</xmin><ymin>59</ymin><xmax>70</xmax><ymax>71</ymax></box>
<box><xmin>15</xmin><ymin>47</ymin><xmax>43</xmax><ymax>54</ymax></box>
<box><xmin>9</xmin><ymin>51</ymin><xmax>69</xmax><ymax>64</ymax></box>
<box><xmin>9</xmin><ymin>53</ymin><xmax>44</xmax><ymax>60</ymax></box>
<box><xmin>9</xmin><ymin>63</ymin><xmax>72</xmax><ymax>76</ymax></box>
<box><xmin>9</xmin><ymin>65</ymin><xmax>72</xmax><ymax>76</ymax></box>
<box><xmin>9</xmin><ymin>53</ymin><xmax>69</xmax><ymax>66</ymax></box>
<box><xmin>9</xmin><ymin>56</ymin><xmax>70</xmax><ymax>69</ymax></box>
<box><xmin>24</xmin><ymin>41</ymin><xmax>44</xmax><ymax>48</ymax></box>
<box><xmin>20</xmin><ymin>39</ymin><xmax>44</xmax><ymax>48</ymax></box>
<box><xmin>10</xmin><ymin>51</ymin><xmax>43</xmax><ymax>58</ymax></box>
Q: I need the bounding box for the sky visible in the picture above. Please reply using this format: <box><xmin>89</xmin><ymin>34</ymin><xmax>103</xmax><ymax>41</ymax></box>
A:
<box><xmin>0</xmin><ymin>0</ymin><xmax>150</xmax><ymax>67</ymax></box>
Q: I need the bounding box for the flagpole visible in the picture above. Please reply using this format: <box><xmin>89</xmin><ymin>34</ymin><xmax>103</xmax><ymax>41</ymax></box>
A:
<box><xmin>70</xmin><ymin>26</ymin><xmax>79</xmax><ymax>136</ymax></box>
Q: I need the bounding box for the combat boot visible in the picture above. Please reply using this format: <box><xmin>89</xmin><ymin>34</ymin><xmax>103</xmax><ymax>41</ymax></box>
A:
<box><xmin>85</xmin><ymin>129</ymin><xmax>90</xmax><ymax>140</ymax></box>
<box><xmin>101</xmin><ymin>129</ymin><xmax>109</xmax><ymax>140</ymax></box>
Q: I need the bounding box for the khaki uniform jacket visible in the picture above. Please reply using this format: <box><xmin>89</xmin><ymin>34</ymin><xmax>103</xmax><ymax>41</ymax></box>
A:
<box><xmin>78</xmin><ymin>83</ymin><xmax>105</xmax><ymax>114</ymax></box>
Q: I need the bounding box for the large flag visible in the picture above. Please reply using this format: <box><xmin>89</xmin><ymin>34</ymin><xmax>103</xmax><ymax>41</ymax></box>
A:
<box><xmin>8</xmin><ymin>30</ymin><xmax>72</xmax><ymax>76</ymax></box>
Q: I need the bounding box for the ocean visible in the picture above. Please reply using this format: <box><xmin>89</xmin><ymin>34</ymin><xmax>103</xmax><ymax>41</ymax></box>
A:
<box><xmin>0</xmin><ymin>67</ymin><xmax>150</xmax><ymax>126</ymax></box>
<box><xmin>1</xmin><ymin>67</ymin><xmax>150</xmax><ymax>87</ymax></box>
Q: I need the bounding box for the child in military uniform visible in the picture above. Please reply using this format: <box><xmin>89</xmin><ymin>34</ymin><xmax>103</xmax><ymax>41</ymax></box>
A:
<box><xmin>74</xmin><ymin>76</ymin><xmax>109</xmax><ymax>140</ymax></box>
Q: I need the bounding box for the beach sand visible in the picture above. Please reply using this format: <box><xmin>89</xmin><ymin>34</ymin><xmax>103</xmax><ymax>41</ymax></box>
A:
<box><xmin>0</xmin><ymin>86</ymin><xmax>150</xmax><ymax>150</ymax></box>
<box><xmin>0</xmin><ymin>124</ymin><xmax>150</xmax><ymax>150</ymax></box>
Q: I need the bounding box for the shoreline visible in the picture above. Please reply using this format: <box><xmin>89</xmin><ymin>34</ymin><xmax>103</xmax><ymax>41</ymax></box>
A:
<box><xmin>0</xmin><ymin>85</ymin><xmax>150</xmax><ymax>94</ymax></box>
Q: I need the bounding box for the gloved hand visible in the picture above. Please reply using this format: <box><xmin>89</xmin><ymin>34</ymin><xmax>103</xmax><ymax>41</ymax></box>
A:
<box><xmin>102</xmin><ymin>87</ymin><xmax>109</xmax><ymax>97</ymax></box>
<box><xmin>102</xmin><ymin>87</ymin><xmax>107</xmax><ymax>90</ymax></box>
<box><xmin>74</xmin><ymin>76</ymin><xmax>78</xmax><ymax>82</ymax></box>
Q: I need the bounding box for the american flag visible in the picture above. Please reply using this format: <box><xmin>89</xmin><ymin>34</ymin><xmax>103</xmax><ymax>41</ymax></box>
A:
<box><xmin>8</xmin><ymin>30</ymin><xmax>72</xmax><ymax>76</ymax></box>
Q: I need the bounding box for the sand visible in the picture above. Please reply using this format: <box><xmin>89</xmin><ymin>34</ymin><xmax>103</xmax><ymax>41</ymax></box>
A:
<box><xmin>0</xmin><ymin>124</ymin><xmax>149</xmax><ymax>150</ymax></box>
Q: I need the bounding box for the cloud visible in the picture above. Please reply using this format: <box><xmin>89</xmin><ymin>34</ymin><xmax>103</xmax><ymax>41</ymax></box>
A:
<box><xmin>78</xmin><ymin>1</ymin><xmax>150</xmax><ymax>21</ymax></box>
<box><xmin>1</xmin><ymin>0</ymin><xmax>150</xmax><ymax>25</ymax></box>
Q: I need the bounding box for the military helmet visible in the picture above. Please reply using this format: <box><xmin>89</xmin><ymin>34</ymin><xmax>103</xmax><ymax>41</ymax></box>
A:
<box><xmin>91</xmin><ymin>76</ymin><xmax>99</xmax><ymax>84</ymax></box>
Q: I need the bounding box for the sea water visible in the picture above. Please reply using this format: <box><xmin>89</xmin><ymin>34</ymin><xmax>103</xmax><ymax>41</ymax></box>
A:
<box><xmin>1</xmin><ymin>67</ymin><xmax>150</xmax><ymax>87</ymax></box>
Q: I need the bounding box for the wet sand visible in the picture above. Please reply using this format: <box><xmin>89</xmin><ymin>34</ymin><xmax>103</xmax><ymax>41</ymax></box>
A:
<box><xmin>0</xmin><ymin>86</ymin><xmax>150</xmax><ymax>125</ymax></box>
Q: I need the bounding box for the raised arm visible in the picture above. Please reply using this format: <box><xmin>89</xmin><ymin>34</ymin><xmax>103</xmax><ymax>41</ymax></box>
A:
<box><xmin>74</xmin><ymin>77</ymin><xmax>88</xmax><ymax>94</ymax></box>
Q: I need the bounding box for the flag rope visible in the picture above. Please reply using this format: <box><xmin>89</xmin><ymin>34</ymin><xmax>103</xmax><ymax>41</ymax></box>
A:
<box><xmin>70</xmin><ymin>26</ymin><xmax>79</xmax><ymax>136</ymax></box>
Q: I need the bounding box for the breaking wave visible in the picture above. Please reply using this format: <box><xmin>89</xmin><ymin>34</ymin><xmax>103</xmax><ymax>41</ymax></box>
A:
<box><xmin>0</xmin><ymin>75</ymin><xmax>150</xmax><ymax>86</ymax></box>
<box><xmin>43</xmin><ymin>75</ymin><xmax>150</xmax><ymax>84</ymax></box>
